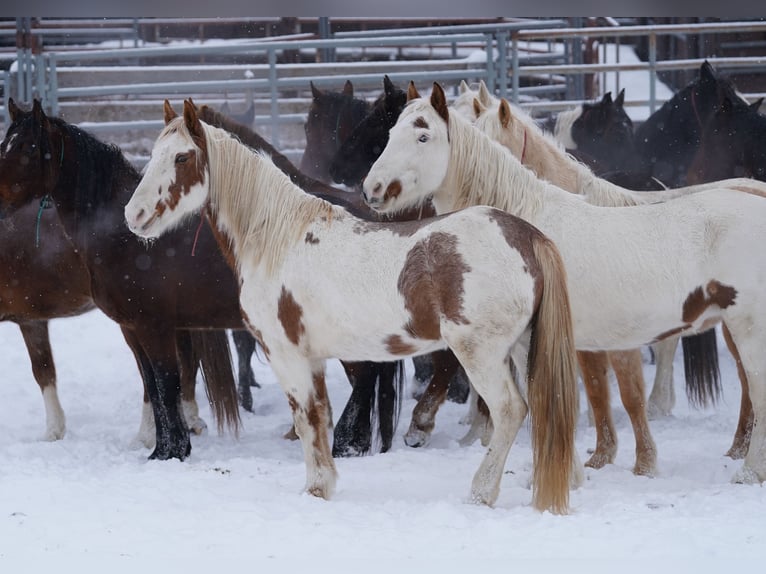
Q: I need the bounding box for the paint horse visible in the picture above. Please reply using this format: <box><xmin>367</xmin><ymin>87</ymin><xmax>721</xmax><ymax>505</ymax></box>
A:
<box><xmin>300</xmin><ymin>80</ymin><xmax>371</xmax><ymax>184</ymax></box>
<box><xmin>473</xmin><ymin>92</ymin><xmax>766</xmax><ymax>465</ymax></box>
<box><xmin>195</xmin><ymin>101</ymin><xmax>407</xmax><ymax>457</ymax></box>
<box><xmin>125</xmin><ymin>99</ymin><xmax>581</xmax><ymax>514</ymax></box>
<box><xmin>364</xmin><ymin>82</ymin><xmax>766</xmax><ymax>486</ymax></box>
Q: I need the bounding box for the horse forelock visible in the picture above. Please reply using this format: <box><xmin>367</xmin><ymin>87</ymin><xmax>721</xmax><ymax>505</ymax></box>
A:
<box><xmin>200</xmin><ymin>122</ymin><xmax>341</xmax><ymax>276</ymax></box>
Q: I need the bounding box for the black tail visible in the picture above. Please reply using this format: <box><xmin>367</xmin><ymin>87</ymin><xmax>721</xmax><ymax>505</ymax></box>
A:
<box><xmin>682</xmin><ymin>329</ymin><xmax>722</xmax><ymax>408</ymax></box>
<box><xmin>333</xmin><ymin>360</ymin><xmax>404</xmax><ymax>457</ymax></box>
<box><xmin>191</xmin><ymin>330</ymin><xmax>241</xmax><ymax>436</ymax></box>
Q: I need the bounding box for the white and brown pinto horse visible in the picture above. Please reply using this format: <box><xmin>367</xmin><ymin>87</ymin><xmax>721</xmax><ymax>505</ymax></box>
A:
<box><xmin>124</xmin><ymin>100</ymin><xmax>580</xmax><ymax>514</ymax></box>
<box><xmin>474</xmin><ymin>96</ymin><xmax>766</xmax><ymax>462</ymax></box>
<box><xmin>364</xmin><ymin>82</ymin><xmax>766</xmax><ymax>486</ymax></box>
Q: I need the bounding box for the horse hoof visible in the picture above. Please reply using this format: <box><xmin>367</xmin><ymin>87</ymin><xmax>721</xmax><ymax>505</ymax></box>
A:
<box><xmin>584</xmin><ymin>450</ymin><xmax>614</xmax><ymax>469</ymax></box>
<box><xmin>404</xmin><ymin>428</ymin><xmax>429</xmax><ymax>448</ymax></box>
<box><xmin>732</xmin><ymin>466</ymin><xmax>761</xmax><ymax>484</ymax></box>
<box><xmin>43</xmin><ymin>426</ymin><xmax>66</xmax><ymax>441</ymax></box>
<box><xmin>283</xmin><ymin>426</ymin><xmax>299</xmax><ymax>441</ymax></box>
<box><xmin>646</xmin><ymin>401</ymin><xmax>672</xmax><ymax>420</ymax></box>
<box><xmin>332</xmin><ymin>442</ymin><xmax>370</xmax><ymax>458</ymax></box>
<box><xmin>189</xmin><ymin>418</ymin><xmax>208</xmax><ymax>436</ymax></box>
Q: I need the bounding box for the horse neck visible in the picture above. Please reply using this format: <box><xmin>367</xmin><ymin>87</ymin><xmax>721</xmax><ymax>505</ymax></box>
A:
<box><xmin>511</xmin><ymin>119</ymin><xmax>643</xmax><ymax>207</ymax></box>
<box><xmin>202</xmin><ymin>123</ymin><xmax>341</xmax><ymax>277</ymax></box>
<box><xmin>443</xmin><ymin>112</ymin><xmax>569</xmax><ymax>224</ymax></box>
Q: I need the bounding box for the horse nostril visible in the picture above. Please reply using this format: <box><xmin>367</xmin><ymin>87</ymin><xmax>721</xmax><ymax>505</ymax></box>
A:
<box><xmin>134</xmin><ymin>208</ymin><xmax>145</xmax><ymax>224</ymax></box>
<box><xmin>373</xmin><ymin>182</ymin><xmax>382</xmax><ymax>195</ymax></box>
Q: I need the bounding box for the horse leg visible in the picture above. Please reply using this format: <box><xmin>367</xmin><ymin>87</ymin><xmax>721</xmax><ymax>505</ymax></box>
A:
<box><xmin>410</xmin><ymin>354</ymin><xmax>434</xmax><ymax>399</ymax></box>
<box><xmin>333</xmin><ymin>361</ymin><xmax>376</xmax><ymax>456</ymax></box>
<box><xmin>120</xmin><ymin>326</ymin><xmax>157</xmax><ymax>449</ymax></box>
<box><xmin>126</xmin><ymin>325</ymin><xmax>189</xmax><ymax>460</ymax></box>
<box><xmin>455</xmin><ymin>336</ymin><xmax>527</xmax><ymax>507</ymax></box>
<box><xmin>647</xmin><ymin>336</ymin><xmax>678</xmax><ymax>419</ymax></box>
<box><xmin>18</xmin><ymin>320</ymin><xmax>65</xmax><ymax>441</ymax></box>
<box><xmin>175</xmin><ymin>329</ymin><xmax>208</xmax><ymax>436</ymax></box>
<box><xmin>723</xmin><ymin>319</ymin><xmax>766</xmax><ymax>484</ymax></box>
<box><xmin>578</xmin><ymin>350</ymin><xmax>618</xmax><ymax>469</ymax></box>
<box><xmin>458</xmin><ymin>392</ymin><xmax>492</xmax><ymax>447</ymax></box>
<box><xmin>609</xmin><ymin>349</ymin><xmax>657</xmax><ymax>476</ymax></box>
<box><xmin>376</xmin><ymin>360</ymin><xmax>404</xmax><ymax>453</ymax></box>
<box><xmin>272</xmin><ymin>353</ymin><xmax>337</xmax><ymax>498</ymax></box>
<box><xmin>232</xmin><ymin>329</ymin><xmax>259</xmax><ymax>413</ymax></box>
<box><xmin>447</xmin><ymin>364</ymin><xmax>471</xmax><ymax>403</ymax></box>
<box><xmin>403</xmin><ymin>349</ymin><xmax>460</xmax><ymax>447</ymax></box>
<box><xmin>722</xmin><ymin>325</ymin><xmax>753</xmax><ymax>459</ymax></box>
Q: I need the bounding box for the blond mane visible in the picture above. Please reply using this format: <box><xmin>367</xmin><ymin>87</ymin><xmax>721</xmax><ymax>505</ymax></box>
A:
<box><xmin>475</xmin><ymin>104</ymin><xmax>645</xmax><ymax>207</ymax></box>
<box><xmin>200</xmin><ymin>122</ymin><xmax>342</xmax><ymax>276</ymax></box>
<box><xmin>439</xmin><ymin>104</ymin><xmax>553</xmax><ymax>221</ymax></box>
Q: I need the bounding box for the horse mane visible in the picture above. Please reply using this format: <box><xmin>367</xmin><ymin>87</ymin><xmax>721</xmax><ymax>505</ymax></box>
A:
<box><xmin>553</xmin><ymin>106</ymin><xmax>580</xmax><ymax>149</ymax></box>
<box><xmin>476</xmin><ymin>104</ymin><xmax>643</xmax><ymax>208</ymax></box>
<box><xmin>199</xmin><ymin>121</ymin><xmax>343</xmax><ymax>276</ymax></box>
<box><xmin>47</xmin><ymin>116</ymin><xmax>138</xmax><ymax>217</ymax></box>
<box><xmin>438</xmin><ymin>104</ymin><xmax>551</xmax><ymax>221</ymax></box>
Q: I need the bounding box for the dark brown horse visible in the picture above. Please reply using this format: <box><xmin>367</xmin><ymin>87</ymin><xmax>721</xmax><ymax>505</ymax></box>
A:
<box><xmin>0</xmin><ymin>99</ymin><xmax>247</xmax><ymax>460</ymax></box>
<box><xmin>0</xmin><ymin>149</ymin><xmax>234</xmax><ymax>444</ymax></box>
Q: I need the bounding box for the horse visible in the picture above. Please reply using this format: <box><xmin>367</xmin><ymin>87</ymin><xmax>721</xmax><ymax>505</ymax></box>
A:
<box><xmin>300</xmin><ymin>80</ymin><xmax>371</xmax><ymax>184</ymax></box>
<box><xmin>125</xmin><ymin>98</ymin><xmax>582</xmax><ymax>514</ymax></box>
<box><xmin>327</xmin><ymin>76</ymin><xmax>485</xmax><ymax>447</ymax></box>
<box><xmin>473</xmin><ymin>93</ymin><xmax>766</xmax><ymax>465</ymax></box>
<box><xmin>364</xmin><ymin>82</ymin><xmax>766</xmax><ymax>486</ymax></box>
<box><xmin>195</xmin><ymin>101</ymin><xmax>408</xmax><ymax>457</ymax></box>
<box><xmin>0</xmin><ymin>101</ymin><xmax>245</xmax><ymax>446</ymax></box>
<box><xmin>687</xmin><ymin>94</ymin><xmax>766</xmax><ymax>185</ymax></box>
<box><xmin>633</xmin><ymin>60</ymin><xmax>750</xmax><ymax>188</ymax></box>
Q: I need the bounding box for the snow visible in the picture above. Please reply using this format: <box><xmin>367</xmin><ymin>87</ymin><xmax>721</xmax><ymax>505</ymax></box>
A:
<box><xmin>1</xmin><ymin>310</ymin><xmax>763</xmax><ymax>572</ymax></box>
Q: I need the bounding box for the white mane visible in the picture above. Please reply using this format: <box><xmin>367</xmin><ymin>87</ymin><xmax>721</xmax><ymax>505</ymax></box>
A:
<box><xmin>200</xmin><ymin>122</ymin><xmax>342</xmax><ymax>276</ymax></box>
<box><xmin>475</xmin><ymin>104</ymin><xmax>646</xmax><ymax>208</ymax></box>
<box><xmin>552</xmin><ymin>107</ymin><xmax>580</xmax><ymax>150</ymax></box>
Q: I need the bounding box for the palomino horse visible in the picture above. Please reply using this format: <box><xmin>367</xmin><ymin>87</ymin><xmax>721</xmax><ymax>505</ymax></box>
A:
<box><xmin>300</xmin><ymin>80</ymin><xmax>371</xmax><ymax>184</ymax></box>
<box><xmin>474</xmin><ymin>94</ymin><xmax>766</xmax><ymax>461</ymax></box>
<box><xmin>364</xmin><ymin>82</ymin><xmax>766</xmax><ymax>486</ymax></box>
<box><xmin>0</xmin><ymin>100</ymin><xmax>242</xmax><ymax>445</ymax></box>
<box><xmin>125</xmin><ymin>99</ymin><xmax>581</xmax><ymax>514</ymax></box>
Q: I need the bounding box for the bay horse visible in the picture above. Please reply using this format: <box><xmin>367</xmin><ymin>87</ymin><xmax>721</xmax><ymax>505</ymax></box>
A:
<box><xmin>300</xmin><ymin>80</ymin><xmax>371</xmax><ymax>184</ymax></box>
<box><xmin>473</xmin><ymin>93</ymin><xmax>766</xmax><ymax>465</ymax></box>
<box><xmin>687</xmin><ymin>94</ymin><xmax>766</xmax><ymax>185</ymax></box>
<box><xmin>195</xmin><ymin>102</ymin><xmax>408</xmax><ymax>457</ymax></box>
<box><xmin>364</xmin><ymin>82</ymin><xmax>766</xmax><ymax>486</ymax></box>
<box><xmin>0</xmin><ymin>101</ymin><xmax>242</xmax><ymax>445</ymax></box>
<box><xmin>125</xmin><ymin>98</ymin><xmax>581</xmax><ymax>514</ymax></box>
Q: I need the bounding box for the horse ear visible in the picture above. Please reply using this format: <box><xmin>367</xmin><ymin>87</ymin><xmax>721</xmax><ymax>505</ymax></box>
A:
<box><xmin>310</xmin><ymin>81</ymin><xmax>323</xmax><ymax>100</ymax></box>
<box><xmin>187</xmin><ymin>97</ymin><xmax>197</xmax><ymax>111</ymax></box>
<box><xmin>751</xmin><ymin>97</ymin><xmax>764</xmax><ymax>112</ymax></box>
<box><xmin>182</xmin><ymin>99</ymin><xmax>203</xmax><ymax>140</ymax></box>
<box><xmin>407</xmin><ymin>81</ymin><xmax>421</xmax><ymax>101</ymax></box>
<box><xmin>472</xmin><ymin>97</ymin><xmax>485</xmax><ymax>119</ymax></box>
<box><xmin>8</xmin><ymin>97</ymin><xmax>21</xmax><ymax>121</ymax></box>
<box><xmin>498</xmin><ymin>98</ymin><xmax>512</xmax><ymax>129</ymax></box>
<box><xmin>601</xmin><ymin>92</ymin><xmax>613</xmax><ymax>105</ymax></box>
<box><xmin>615</xmin><ymin>88</ymin><xmax>625</xmax><ymax>108</ymax></box>
<box><xmin>32</xmin><ymin>99</ymin><xmax>49</xmax><ymax>127</ymax></box>
<box><xmin>164</xmin><ymin>100</ymin><xmax>178</xmax><ymax>124</ymax></box>
<box><xmin>343</xmin><ymin>80</ymin><xmax>354</xmax><ymax>97</ymax></box>
<box><xmin>478</xmin><ymin>81</ymin><xmax>493</xmax><ymax>106</ymax></box>
<box><xmin>459</xmin><ymin>79</ymin><xmax>470</xmax><ymax>94</ymax></box>
<box><xmin>430</xmin><ymin>82</ymin><xmax>449</xmax><ymax>124</ymax></box>
<box><xmin>383</xmin><ymin>75</ymin><xmax>396</xmax><ymax>98</ymax></box>
<box><xmin>700</xmin><ymin>60</ymin><xmax>716</xmax><ymax>84</ymax></box>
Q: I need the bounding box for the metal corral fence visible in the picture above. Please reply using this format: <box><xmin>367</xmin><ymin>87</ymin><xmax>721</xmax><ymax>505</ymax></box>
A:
<box><xmin>2</xmin><ymin>19</ymin><xmax>766</xmax><ymax>159</ymax></box>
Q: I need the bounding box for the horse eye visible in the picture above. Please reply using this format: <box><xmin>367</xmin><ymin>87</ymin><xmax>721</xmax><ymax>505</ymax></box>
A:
<box><xmin>418</xmin><ymin>134</ymin><xmax>429</xmax><ymax>143</ymax></box>
<box><xmin>175</xmin><ymin>154</ymin><xmax>188</xmax><ymax>164</ymax></box>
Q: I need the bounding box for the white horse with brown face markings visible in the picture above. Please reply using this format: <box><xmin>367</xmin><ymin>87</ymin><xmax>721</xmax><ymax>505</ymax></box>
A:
<box><xmin>364</xmin><ymin>82</ymin><xmax>766</xmax><ymax>487</ymax></box>
<box><xmin>124</xmin><ymin>99</ymin><xmax>581</xmax><ymax>514</ymax></box>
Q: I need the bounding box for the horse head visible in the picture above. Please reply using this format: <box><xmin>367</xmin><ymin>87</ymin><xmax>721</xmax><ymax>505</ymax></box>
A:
<box><xmin>329</xmin><ymin>75</ymin><xmax>406</xmax><ymax>187</ymax></box>
<box><xmin>125</xmin><ymin>99</ymin><xmax>210</xmax><ymax>239</ymax></box>
<box><xmin>0</xmin><ymin>99</ymin><xmax>62</xmax><ymax>217</ymax></box>
<box><xmin>363</xmin><ymin>82</ymin><xmax>451</xmax><ymax>213</ymax></box>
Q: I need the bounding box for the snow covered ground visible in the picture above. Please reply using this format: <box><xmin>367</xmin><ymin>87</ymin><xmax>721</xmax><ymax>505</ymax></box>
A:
<box><xmin>0</xmin><ymin>310</ymin><xmax>763</xmax><ymax>572</ymax></box>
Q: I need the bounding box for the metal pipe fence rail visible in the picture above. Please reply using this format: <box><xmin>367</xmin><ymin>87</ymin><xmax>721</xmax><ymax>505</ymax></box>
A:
<box><xmin>2</xmin><ymin>19</ymin><xmax>766</xmax><ymax>158</ymax></box>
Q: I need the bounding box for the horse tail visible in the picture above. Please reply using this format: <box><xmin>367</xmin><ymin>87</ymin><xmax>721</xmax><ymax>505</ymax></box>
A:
<box><xmin>682</xmin><ymin>329</ymin><xmax>722</xmax><ymax>408</ymax></box>
<box><xmin>527</xmin><ymin>236</ymin><xmax>579</xmax><ymax>515</ymax></box>
<box><xmin>332</xmin><ymin>360</ymin><xmax>404</xmax><ymax>457</ymax></box>
<box><xmin>191</xmin><ymin>330</ymin><xmax>241</xmax><ymax>437</ymax></box>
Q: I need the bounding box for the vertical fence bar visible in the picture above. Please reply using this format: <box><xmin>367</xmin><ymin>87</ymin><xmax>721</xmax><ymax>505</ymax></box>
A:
<box><xmin>268</xmin><ymin>47</ymin><xmax>279</xmax><ymax>148</ymax></box>
<box><xmin>511</xmin><ymin>32</ymin><xmax>520</xmax><ymax>104</ymax></box>
<box><xmin>49</xmin><ymin>55</ymin><xmax>59</xmax><ymax>117</ymax></box>
<box><xmin>649</xmin><ymin>31</ymin><xmax>657</xmax><ymax>114</ymax></box>
<box><xmin>496</xmin><ymin>31</ymin><xmax>508</xmax><ymax>99</ymax></box>
<box><xmin>484</xmin><ymin>33</ymin><xmax>495</xmax><ymax>93</ymax></box>
<box><xmin>35</xmin><ymin>53</ymin><xmax>46</xmax><ymax>106</ymax></box>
